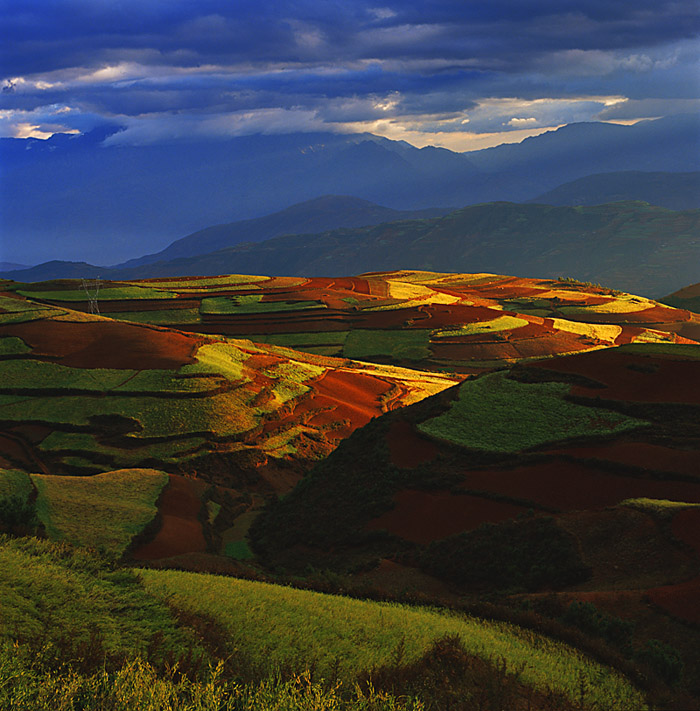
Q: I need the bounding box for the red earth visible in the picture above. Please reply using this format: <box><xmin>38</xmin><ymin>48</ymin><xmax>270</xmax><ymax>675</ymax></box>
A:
<box><xmin>460</xmin><ymin>459</ymin><xmax>700</xmax><ymax>512</ymax></box>
<box><xmin>552</xmin><ymin>442</ymin><xmax>700</xmax><ymax>477</ymax></box>
<box><xmin>131</xmin><ymin>474</ymin><xmax>207</xmax><ymax>560</ymax></box>
<box><xmin>646</xmin><ymin>508</ymin><xmax>700</xmax><ymax>623</ymax></box>
<box><xmin>366</xmin><ymin>489</ymin><xmax>528</xmax><ymax>544</ymax></box>
<box><xmin>0</xmin><ymin>320</ymin><xmax>203</xmax><ymax>369</ymax></box>
<box><xmin>527</xmin><ymin>349</ymin><xmax>700</xmax><ymax>405</ymax></box>
<box><xmin>386</xmin><ymin>419</ymin><xmax>439</xmax><ymax>468</ymax></box>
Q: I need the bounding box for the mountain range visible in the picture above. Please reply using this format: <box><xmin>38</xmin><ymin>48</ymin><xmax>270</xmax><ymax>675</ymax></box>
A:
<box><xmin>5</xmin><ymin>199</ymin><xmax>698</xmax><ymax>298</ymax></box>
<box><xmin>1</xmin><ymin>114</ymin><xmax>698</xmax><ymax>265</ymax></box>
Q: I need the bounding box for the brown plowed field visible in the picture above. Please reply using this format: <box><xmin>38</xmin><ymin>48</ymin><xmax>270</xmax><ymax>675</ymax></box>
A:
<box><xmin>648</xmin><ymin>507</ymin><xmax>700</xmax><ymax>622</ymax></box>
<box><xmin>0</xmin><ymin>320</ymin><xmax>203</xmax><ymax>369</ymax></box>
<box><xmin>131</xmin><ymin>474</ymin><xmax>207</xmax><ymax>560</ymax></box>
<box><xmin>300</xmin><ymin>369</ymin><xmax>395</xmax><ymax>437</ymax></box>
<box><xmin>365</xmin><ymin>489</ymin><xmax>528</xmax><ymax>543</ymax></box>
<box><xmin>461</xmin><ymin>460</ymin><xmax>700</xmax><ymax>512</ymax></box>
<box><xmin>528</xmin><ymin>349</ymin><xmax>700</xmax><ymax>404</ymax></box>
<box><xmin>553</xmin><ymin>442</ymin><xmax>700</xmax><ymax>477</ymax></box>
<box><xmin>387</xmin><ymin>419</ymin><xmax>439</xmax><ymax>468</ymax></box>
<box><xmin>571</xmin><ymin>305</ymin><xmax>690</xmax><ymax>325</ymax></box>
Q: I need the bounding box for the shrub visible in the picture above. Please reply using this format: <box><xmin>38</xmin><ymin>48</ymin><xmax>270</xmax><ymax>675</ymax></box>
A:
<box><xmin>0</xmin><ymin>495</ymin><xmax>38</xmax><ymax>535</ymax></box>
<box><xmin>420</xmin><ymin>516</ymin><xmax>591</xmax><ymax>592</ymax></box>
<box><xmin>561</xmin><ymin>602</ymin><xmax>634</xmax><ymax>654</ymax></box>
<box><xmin>634</xmin><ymin>639</ymin><xmax>684</xmax><ymax>686</ymax></box>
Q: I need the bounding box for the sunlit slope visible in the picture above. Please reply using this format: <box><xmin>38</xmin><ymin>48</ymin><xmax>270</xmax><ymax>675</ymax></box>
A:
<box><xmin>253</xmin><ymin>342</ymin><xmax>700</xmax><ymax>578</ymax></box>
<box><xmin>139</xmin><ymin>567</ymin><xmax>646</xmax><ymax>710</ymax></box>
<box><xmin>0</xmin><ymin>289</ymin><xmax>457</xmax><ymax>488</ymax></box>
<box><xmin>9</xmin><ymin>271</ymin><xmax>697</xmax><ymax>375</ymax></box>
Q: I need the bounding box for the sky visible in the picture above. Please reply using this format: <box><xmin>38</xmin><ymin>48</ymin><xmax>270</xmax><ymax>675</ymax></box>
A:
<box><xmin>0</xmin><ymin>0</ymin><xmax>698</xmax><ymax>151</ymax></box>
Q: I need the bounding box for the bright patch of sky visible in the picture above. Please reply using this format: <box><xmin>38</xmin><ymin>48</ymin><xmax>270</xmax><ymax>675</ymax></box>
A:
<box><xmin>0</xmin><ymin>0</ymin><xmax>697</xmax><ymax>150</ymax></box>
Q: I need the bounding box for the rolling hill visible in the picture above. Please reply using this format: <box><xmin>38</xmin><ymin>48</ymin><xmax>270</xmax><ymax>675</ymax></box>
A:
<box><xmin>6</xmin><ymin>201</ymin><xmax>700</xmax><ymax>298</ymax></box>
<box><xmin>2</xmin><ymin>268</ymin><xmax>700</xmax><ymax>708</ymax></box>
<box><xmin>530</xmin><ymin>172</ymin><xmax>700</xmax><ymax>211</ymax></box>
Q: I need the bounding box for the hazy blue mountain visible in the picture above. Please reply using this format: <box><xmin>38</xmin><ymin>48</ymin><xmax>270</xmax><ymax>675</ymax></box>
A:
<box><xmin>6</xmin><ymin>201</ymin><xmax>697</xmax><ymax>298</ymax></box>
<box><xmin>1</xmin><ymin>114</ymin><xmax>697</xmax><ymax>266</ymax></box>
<box><xmin>119</xmin><ymin>195</ymin><xmax>451</xmax><ymax>269</ymax></box>
<box><xmin>0</xmin><ymin>262</ymin><xmax>30</xmax><ymax>271</ymax></box>
<box><xmin>530</xmin><ymin>172</ymin><xmax>700</xmax><ymax>210</ymax></box>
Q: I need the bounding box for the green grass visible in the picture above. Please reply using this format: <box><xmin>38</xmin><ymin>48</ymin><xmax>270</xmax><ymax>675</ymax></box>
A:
<box><xmin>418</xmin><ymin>372</ymin><xmax>648</xmax><ymax>453</ymax></box>
<box><xmin>0</xmin><ymin>536</ymin><xmax>199</xmax><ymax>658</ymax></box>
<box><xmin>17</xmin><ymin>286</ymin><xmax>178</xmax><ymax>301</ymax></box>
<box><xmin>0</xmin><ymin>336</ymin><xmax>31</xmax><ymax>355</ymax></box>
<box><xmin>109</xmin><ymin>308</ymin><xmax>202</xmax><ymax>325</ymax></box>
<box><xmin>38</xmin><ymin>431</ymin><xmax>206</xmax><ymax>469</ymax></box>
<box><xmin>224</xmin><ymin>540</ymin><xmax>255</xmax><ymax>560</ymax></box>
<box><xmin>615</xmin><ymin>343</ymin><xmax>700</xmax><ymax>359</ymax></box>
<box><xmin>432</xmin><ymin>315</ymin><xmax>529</xmax><ymax>338</ymax></box>
<box><xmin>139</xmin><ymin>569</ymin><xmax>647</xmax><ymax>710</ymax></box>
<box><xmin>619</xmin><ymin>498</ymin><xmax>700</xmax><ymax>514</ymax></box>
<box><xmin>0</xmin><ymin>645</ymin><xmax>421</xmax><ymax>710</ymax></box>
<box><xmin>0</xmin><ymin>468</ymin><xmax>33</xmax><ymax>502</ymax></box>
<box><xmin>130</xmin><ymin>274</ymin><xmax>269</xmax><ymax>288</ymax></box>
<box><xmin>344</xmin><ymin>329</ymin><xmax>432</xmax><ymax>362</ymax></box>
<box><xmin>246</xmin><ymin>331</ymin><xmax>350</xmax><ymax>347</ymax></box>
<box><xmin>200</xmin><ymin>294</ymin><xmax>325</xmax><ymax>315</ymax></box>
<box><xmin>31</xmin><ymin>469</ymin><xmax>168</xmax><ymax>557</ymax></box>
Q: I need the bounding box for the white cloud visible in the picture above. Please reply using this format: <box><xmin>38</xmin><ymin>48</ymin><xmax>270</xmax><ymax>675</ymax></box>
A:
<box><xmin>507</xmin><ymin>117</ymin><xmax>537</xmax><ymax>127</ymax></box>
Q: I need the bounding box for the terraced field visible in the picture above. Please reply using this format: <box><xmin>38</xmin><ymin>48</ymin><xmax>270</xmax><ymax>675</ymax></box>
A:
<box><xmin>2</xmin><ymin>270</ymin><xmax>699</xmax><ymax>707</ymax></box>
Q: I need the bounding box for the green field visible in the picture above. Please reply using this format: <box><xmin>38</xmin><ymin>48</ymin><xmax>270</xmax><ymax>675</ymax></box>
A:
<box><xmin>30</xmin><ymin>469</ymin><xmax>168</xmax><ymax>557</ymax></box>
<box><xmin>432</xmin><ymin>314</ymin><xmax>529</xmax><ymax>338</ymax></box>
<box><xmin>344</xmin><ymin>329</ymin><xmax>432</xmax><ymax>361</ymax></box>
<box><xmin>418</xmin><ymin>371</ymin><xmax>648</xmax><ymax>452</ymax></box>
<box><xmin>16</xmin><ymin>286</ymin><xmax>178</xmax><ymax>301</ymax></box>
<box><xmin>200</xmin><ymin>294</ymin><xmax>325</xmax><ymax>315</ymax></box>
<box><xmin>109</xmin><ymin>308</ymin><xmax>202</xmax><ymax>325</ymax></box>
<box><xmin>139</xmin><ymin>569</ymin><xmax>646</xmax><ymax>710</ymax></box>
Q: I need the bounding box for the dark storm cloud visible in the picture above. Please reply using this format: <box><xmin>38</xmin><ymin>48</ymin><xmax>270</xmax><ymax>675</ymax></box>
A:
<box><xmin>0</xmin><ymin>0</ymin><xmax>697</xmax><ymax>145</ymax></box>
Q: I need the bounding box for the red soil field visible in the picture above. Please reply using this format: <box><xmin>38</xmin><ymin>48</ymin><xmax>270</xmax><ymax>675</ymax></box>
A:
<box><xmin>406</xmin><ymin>304</ymin><xmax>502</xmax><ymax>329</ymax></box>
<box><xmin>366</xmin><ymin>489</ymin><xmax>528</xmax><ymax>544</ymax></box>
<box><xmin>646</xmin><ymin>577</ymin><xmax>700</xmax><ymax>624</ymax></box>
<box><xmin>301</xmin><ymin>369</ymin><xmax>396</xmax><ymax>439</ymax></box>
<box><xmin>553</xmin><ymin>442</ymin><xmax>700</xmax><ymax>477</ymax></box>
<box><xmin>259</xmin><ymin>366</ymin><xmax>398</xmax><ymax>444</ymax></box>
<box><xmin>0</xmin><ymin>320</ymin><xmax>203</xmax><ymax>369</ymax></box>
<box><xmin>460</xmin><ymin>459</ymin><xmax>700</xmax><ymax>512</ymax></box>
<box><xmin>527</xmin><ymin>350</ymin><xmax>700</xmax><ymax>404</ymax></box>
<box><xmin>386</xmin><ymin>419</ymin><xmax>439</xmax><ymax>468</ymax></box>
<box><xmin>570</xmin><ymin>305</ymin><xmax>691</xmax><ymax>325</ymax></box>
<box><xmin>131</xmin><ymin>474</ymin><xmax>207</xmax><ymax>560</ymax></box>
<box><xmin>82</xmin><ymin>300</ymin><xmax>201</xmax><ymax>313</ymax></box>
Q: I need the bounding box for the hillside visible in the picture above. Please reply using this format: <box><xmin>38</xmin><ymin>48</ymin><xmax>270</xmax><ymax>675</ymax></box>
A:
<box><xmin>2</xmin><ymin>269</ymin><xmax>700</xmax><ymax>707</ymax></box>
<box><xmin>662</xmin><ymin>282</ymin><xmax>700</xmax><ymax>314</ymax></box>
<box><xmin>109</xmin><ymin>202</ymin><xmax>700</xmax><ymax>298</ymax></box>
<box><xmin>251</xmin><ymin>340</ymin><xmax>700</xmax><ymax>696</ymax></box>
<box><xmin>530</xmin><ymin>172</ymin><xmax>700</xmax><ymax>211</ymax></box>
<box><xmin>7</xmin><ymin>201</ymin><xmax>699</xmax><ymax>298</ymax></box>
<box><xmin>117</xmin><ymin>195</ymin><xmax>451</xmax><ymax>269</ymax></box>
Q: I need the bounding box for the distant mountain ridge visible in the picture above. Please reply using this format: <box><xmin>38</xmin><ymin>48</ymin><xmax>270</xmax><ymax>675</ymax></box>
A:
<box><xmin>1</xmin><ymin>114</ymin><xmax>697</xmax><ymax>264</ymax></box>
<box><xmin>119</xmin><ymin>195</ymin><xmax>451</xmax><ymax>269</ymax></box>
<box><xmin>530</xmin><ymin>171</ymin><xmax>700</xmax><ymax>210</ymax></box>
<box><xmin>5</xmin><ymin>201</ymin><xmax>698</xmax><ymax>298</ymax></box>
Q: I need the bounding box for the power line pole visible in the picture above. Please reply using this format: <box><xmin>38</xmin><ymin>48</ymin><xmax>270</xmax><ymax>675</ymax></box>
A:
<box><xmin>81</xmin><ymin>277</ymin><xmax>101</xmax><ymax>314</ymax></box>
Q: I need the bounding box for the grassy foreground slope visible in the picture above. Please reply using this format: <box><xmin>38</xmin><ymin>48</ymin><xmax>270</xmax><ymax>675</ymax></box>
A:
<box><xmin>0</xmin><ymin>534</ymin><xmax>647</xmax><ymax>711</ymax></box>
<box><xmin>139</xmin><ymin>568</ymin><xmax>646</xmax><ymax>710</ymax></box>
